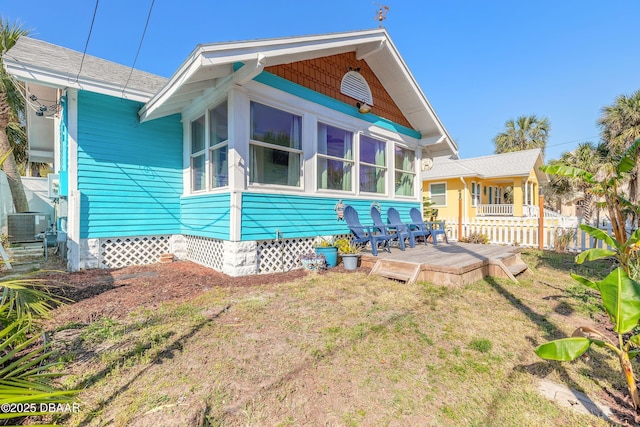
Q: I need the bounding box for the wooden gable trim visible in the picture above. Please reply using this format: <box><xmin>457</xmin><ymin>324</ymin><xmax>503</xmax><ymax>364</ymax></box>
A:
<box><xmin>265</xmin><ymin>52</ymin><xmax>412</xmax><ymax>129</ymax></box>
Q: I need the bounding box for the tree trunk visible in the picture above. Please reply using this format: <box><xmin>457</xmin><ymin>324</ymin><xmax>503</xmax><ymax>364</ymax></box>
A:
<box><xmin>620</xmin><ymin>351</ymin><xmax>640</xmax><ymax>411</ymax></box>
<box><xmin>0</xmin><ymin>93</ymin><xmax>29</xmax><ymax>212</ymax></box>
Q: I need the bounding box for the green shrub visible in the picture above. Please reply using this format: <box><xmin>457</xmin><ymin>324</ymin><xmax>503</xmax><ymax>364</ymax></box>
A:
<box><xmin>0</xmin><ymin>275</ymin><xmax>79</xmax><ymax>424</ymax></box>
<box><xmin>459</xmin><ymin>232</ymin><xmax>489</xmax><ymax>244</ymax></box>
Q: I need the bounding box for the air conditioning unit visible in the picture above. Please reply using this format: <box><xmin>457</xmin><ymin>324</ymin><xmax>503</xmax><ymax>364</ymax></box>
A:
<box><xmin>7</xmin><ymin>213</ymin><xmax>51</xmax><ymax>243</ymax></box>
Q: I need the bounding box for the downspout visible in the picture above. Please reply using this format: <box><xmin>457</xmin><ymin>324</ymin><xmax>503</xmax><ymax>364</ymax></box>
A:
<box><xmin>459</xmin><ymin>177</ymin><xmax>467</xmax><ymax>219</ymax></box>
<box><xmin>460</xmin><ymin>177</ymin><xmax>467</xmax><ymax>240</ymax></box>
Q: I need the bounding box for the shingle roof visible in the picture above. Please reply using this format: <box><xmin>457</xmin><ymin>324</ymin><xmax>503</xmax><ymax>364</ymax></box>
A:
<box><xmin>4</xmin><ymin>37</ymin><xmax>167</xmax><ymax>99</ymax></box>
<box><xmin>422</xmin><ymin>148</ymin><xmax>546</xmax><ymax>181</ymax></box>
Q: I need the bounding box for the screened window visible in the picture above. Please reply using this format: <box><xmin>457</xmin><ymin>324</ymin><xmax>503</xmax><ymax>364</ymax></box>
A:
<box><xmin>317</xmin><ymin>123</ymin><xmax>353</xmax><ymax>191</ymax></box>
<box><xmin>359</xmin><ymin>135</ymin><xmax>386</xmax><ymax>194</ymax></box>
<box><xmin>430</xmin><ymin>183</ymin><xmax>446</xmax><ymax>206</ymax></box>
<box><xmin>249</xmin><ymin>102</ymin><xmax>302</xmax><ymax>187</ymax></box>
<box><xmin>191</xmin><ymin>115</ymin><xmax>206</xmax><ymax>192</ymax></box>
<box><xmin>209</xmin><ymin>101</ymin><xmax>228</xmax><ymax>188</ymax></box>
<box><xmin>394</xmin><ymin>145</ymin><xmax>415</xmax><ymax>196</ymax></box>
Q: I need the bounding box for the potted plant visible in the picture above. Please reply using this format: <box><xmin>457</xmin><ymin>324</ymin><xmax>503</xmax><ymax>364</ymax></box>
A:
<box><xmin>300</xmin><ymin>251</ymin><xmax>326</xmax><ymax>271</ymax></box>
<box><xmin>335</xmin><ymin>238</ymin><xmax>361</xmax><ymax>270</ymax></box>
<box><xmin>313</xmin><ymin>237</ymin><xmax>338</xmax><ymax>268</ymax></box>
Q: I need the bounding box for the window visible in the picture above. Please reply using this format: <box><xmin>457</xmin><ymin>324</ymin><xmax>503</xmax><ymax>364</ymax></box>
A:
<box><xmin>430</xmin><ymin>183</ymin><xmax>446</xmax><ymax>206</ymax></box>
<box><xmin>471</xmin><ymin>182</ymin><xmax>481</xmax><ymax>206</ymax></box>
<box><xmin>249</xmin><ymin>102</ymin><xmax>302</xmax><ymax>187</ymax></box>
<box><xmin>394</xmin><ymin>145</ymin><xmax>415</xmax><ymax>196</ymax></box>
<box><xmin>359</xmin><ymin>135</ymin><xmax>386</xmax><ymax>194</ymax></box>
<box><xmin>209</xmin><ymin>101</ymin><xmax>228</xmax><ymax>188</ymax></box>
<box><xmin>493</xmin><ymin>186</ymin><xmax>502</xmax><ymax>204</ymax></box>
<box><xmin>317</xmin><ymin>123</ymin><xmax>353</xmax><ymax>191</ymax></box>
<box><xmin>191</xmin><ymin>115</ymin><xmax>206</xmax><ymax>192</ymax></box>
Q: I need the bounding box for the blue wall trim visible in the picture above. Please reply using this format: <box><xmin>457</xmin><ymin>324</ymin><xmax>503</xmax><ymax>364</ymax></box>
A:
<box><xmin>180</xmin><ymin>193</ymin><xmax>231</xmax><ymax>240</ymax></box>
<box><xmin>253</xmin><ymin>71</ymin><xmax>422</xmax><ymax>140</ymax></box>
<box><xmin>241</xmin><ymin>192</ymin><xmax>419</xmax><ymax>241</ymax></box>
<box><xmin>77</xmin><ymin>91</ymin><xmax>183</xmax><ymax>238</ymax></box>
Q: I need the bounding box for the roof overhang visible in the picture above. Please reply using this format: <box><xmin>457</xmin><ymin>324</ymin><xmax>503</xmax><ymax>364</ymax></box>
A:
<box><xmin>4</xmin><ymin>58</ymin><xmax>155</xmax><ymax>103</ymax></box>
<box><xmin>139</xmin><ymin>29</ymin><xmax>458</xmax><ymax>157</ymax></box>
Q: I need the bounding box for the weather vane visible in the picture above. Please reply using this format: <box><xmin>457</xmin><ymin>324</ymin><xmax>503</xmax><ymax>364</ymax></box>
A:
<box><xmin>375</xmin><ymin>4</ymin><xmax>389</xmax><ymax>28</ymax></box>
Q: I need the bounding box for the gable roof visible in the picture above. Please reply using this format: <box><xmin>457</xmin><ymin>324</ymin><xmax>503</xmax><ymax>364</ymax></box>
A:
<box><xmin>3</xmin><ymin>37</ymin><xmax>167</xmax><ymax>102</ymax></box>
<box><xmin>138</xmin><ymin>29</ymin><xmax>457</xmax><ymax>156</ymax></box>
<box><xmin>422</xmin><ymin>148</ymin><xmax>548</xmax><ymax>183</ymax></box>
<box><xmin>4</xmin><ymin>30</ymin><xmax>458</xmax><ymax>158</ymax></box>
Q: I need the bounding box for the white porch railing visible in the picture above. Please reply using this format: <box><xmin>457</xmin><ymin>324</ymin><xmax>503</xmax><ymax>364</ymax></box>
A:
<box><xmin>476</xmin><ymin>204</ymin><xmax>562</xmax><ymax>219</ymax></box>
<box><xmin>441</xmin><ymin>216</ymin><xmax>591</xmax><ymax>251</ymax></box>
<box><xmin>476</xmin><ymin>204</ymin><xmax>513</xmax><ymax>216</ymax></box>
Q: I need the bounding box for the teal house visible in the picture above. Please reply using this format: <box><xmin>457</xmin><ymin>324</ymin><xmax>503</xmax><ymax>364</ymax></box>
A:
<box><xmin>4</xmin><ymin>29</ymin><xmax>458</xmax><ymax>275</ymax></box>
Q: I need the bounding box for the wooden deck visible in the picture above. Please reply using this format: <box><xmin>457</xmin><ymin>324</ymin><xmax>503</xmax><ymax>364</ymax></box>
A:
<box><xmin>360</xmin><ymin>242</ymin><xmax>528</xmax><ymax>285</ymax></box>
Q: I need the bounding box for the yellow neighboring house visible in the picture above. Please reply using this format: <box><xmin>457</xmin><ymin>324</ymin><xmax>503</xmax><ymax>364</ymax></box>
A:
<box><xmin>421</xmin><ymin>148</ymin><xmax>547</xmax><ymax>219</ymax></box>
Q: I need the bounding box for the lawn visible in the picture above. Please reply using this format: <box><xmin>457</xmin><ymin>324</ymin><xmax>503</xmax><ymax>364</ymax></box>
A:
<box><xmin>39</xmin><ymin>249</ymin><xmax>632</xmax><ymax>426</ymax></box>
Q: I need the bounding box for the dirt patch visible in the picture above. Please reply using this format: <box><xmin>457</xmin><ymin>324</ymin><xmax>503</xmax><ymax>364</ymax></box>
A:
<box><xmin>38</xmin><ymin>261</ymin><xmax>368</xmax><ymax>327</ymax></box>
<box><xmin>40</xmin><ymin>261</ymin><xmax>311</xmax><ymax>325</ymax></box>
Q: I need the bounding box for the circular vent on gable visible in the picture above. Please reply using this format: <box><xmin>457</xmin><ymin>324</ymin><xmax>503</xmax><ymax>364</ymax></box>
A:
<box><xmin>340</xmin><ymin>71</ymin><xmax>374</xmax><ymax>105</ymax></box>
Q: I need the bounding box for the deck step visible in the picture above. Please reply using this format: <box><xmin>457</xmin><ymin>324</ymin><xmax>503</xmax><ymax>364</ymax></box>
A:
<box><xmin>370</xmin><ymin>260</ymin><xmax>421</xmax><ymax>284</ymax></box>
<box><xmin>508</xmin><ymin>263</ymin><xmax>529</xmax><ymax>276</ymax></box>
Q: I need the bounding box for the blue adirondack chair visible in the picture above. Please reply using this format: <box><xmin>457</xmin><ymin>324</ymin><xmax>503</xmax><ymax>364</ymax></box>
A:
<box><xmin>343</xmin><ymin>206</ymin><xmax>393</xmax><ymax>256</ymax></box>
<box><xmin>388</xmin><ymin>207</ymin><xmax>429</xmax><ymax>246</ymax></box>
<box><xmin>409</xmin><ymin>208</ymin><xmax>448</xmax><ymax>245</ymax></box>
<box><xmin>370</xmin><ymin>206</ymin><xmax>413</xmax><ymax>250</ymax></box>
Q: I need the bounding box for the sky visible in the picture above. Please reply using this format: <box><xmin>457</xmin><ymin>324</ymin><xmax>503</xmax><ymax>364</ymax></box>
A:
<box><xmin>2</xmin><ymin>0</ymin><xmax>639</xmax><ymax>161</ymax></box>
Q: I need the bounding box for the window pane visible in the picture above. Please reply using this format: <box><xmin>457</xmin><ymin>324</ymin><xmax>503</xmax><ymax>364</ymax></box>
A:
<box><xmin>431</xmin><ymin>183</ymin><xmax>446</xmax><ymax>205</ymax></box>
<box><xmin>191</xmin><ymin>115</ymin><xmax>205</xmax><ymax>153</ymax></box>
<box><xmin>318</xmin><ymin>123</ymin><xmax>352</xmax><ymax>159</ymax></box>
<box><xmin>394</xmin><ymin>146</ymin><xmax>414</xmax><ymax>171</ymax></box>
<box><xmin>360</xmin><ymin>135</ymin><xmax>385</xmax><ymax>165</ymax></box>
<box><xmin>250</xmin><ymin>145</ymin><xmax>300</xmax><ymax>186</ymax></box>
<box><xmin>250</xmin><ymin>102</ymin><xmax>301</xmax><ymax>149</ymax></box>
<box><xmin>318</xmin><ymin>157</ymin><xmax>352</xmax><ymax>191</ymax></box>
<box><xmin>395</xmin><ymin>171</ymin><xmax>414</xmax><ymax>196</ymax></box>
<box><xmin>192</xmin><ymin>154</ymin><xmax>205</xmax><ymax>191</ymax></box>
<box><xmin>211</xmin><ymin>145</ymin><xmax>228</xmax><ymax>188</ymax></box>
<box><xmin>360</xmin><ymin>165</ymin><xmax>385</xmax><ymax>193</ymax></box>
<box><xmin>209</xmin><ymin>102</ymin><xmax>228</xmax><ymax>146</ymax></box>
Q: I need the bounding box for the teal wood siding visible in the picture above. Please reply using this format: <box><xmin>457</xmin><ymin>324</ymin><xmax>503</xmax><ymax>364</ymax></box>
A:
<box><xmin>180</xmin><ymin>193</ymin><xmax>231</xmax><ymax>239</ymax></box>
<box><xmin>241</xmin><ymin>193</ymin><xmax>419</xmax><ymax>241</ymax></box>
<box><xmin>77</xmin><ymin>91</ymin><xmax>183</xmax><ymax>238</ymax></box>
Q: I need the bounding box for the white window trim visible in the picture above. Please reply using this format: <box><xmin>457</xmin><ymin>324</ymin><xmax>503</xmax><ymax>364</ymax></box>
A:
<box><xmin>248</xmin><ymin>100</ymin><xmax>304</xmax><ymax>189</ymax></box>
<box><xmin>190</xmin><ymin>114</ymin><xmax>207</xmax><ymax>193</ymax></box>
<box><xmin>358</xmin><ymin>133</ymin><xmax>388</xmax><ymax>196</ymax></box>
<box><xmin>471</xmin><ymin>181</ymin><xmax>481</xmax><ymax>207</ymax></box>
<box><xmin>429</xmin><ymin>182</ymin><xmax>447</xmax><ymax>207</ymax></box>
<box><xmin>315</xmin><ymin>121</ymin><xmax>355</xmax><ymax>194</ymax></box>
<box><xmin>208</xmin><ymin>100</ymin><xmax>229</xmax><ymax>190</ymax></box>
<box><xmin>393</xmin><ymin>143</ymin><xmax>416</xmax><ymax>198</ymax></box>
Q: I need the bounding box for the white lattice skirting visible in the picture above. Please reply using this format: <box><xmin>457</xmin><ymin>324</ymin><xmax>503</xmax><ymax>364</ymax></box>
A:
<box><xmin>98</xmin><ymin>234</ymin><xmax>350</xmax><ymax>275</ymax></box>
<box><xmin>256</xmin><ymin>237</ymin><xmax>316</xmax><ymax>274</ymax></box>
<box><xmin>100</xmin><ymin>236</ymin><xmax>170</xmax><ymax>268</ymax></box>
<box><xmin>185</xmin><ymin>235</ymin><xmax>225</xmax><ymax>270</ymax></box>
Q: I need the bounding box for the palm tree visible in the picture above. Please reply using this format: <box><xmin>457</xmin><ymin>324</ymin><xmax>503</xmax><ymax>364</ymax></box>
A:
<box><xmin>558</xmin><ymin>143</ymin><xmax>604</xmax><ymax>224</ymax></box>
<box><xmin>598</xmin><ymin>89</ymin><xmax>640</xmax><ymax>204</ymax></box>
<box><xmin>493</xmin><ymin>114</ymin><xmax>550</xmax><ymax>155</ymax></box>
<box><xmin>0</xmin><ymin>19</ymin><xmax>29</xmax><ymax>212</ymax></box>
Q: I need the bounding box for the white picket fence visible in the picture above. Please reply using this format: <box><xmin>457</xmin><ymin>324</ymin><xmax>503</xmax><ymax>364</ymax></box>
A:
<box><xmin>442</xmin><ymin>216</ymin><xmax>614</xmax><ymax>252</ymax></box>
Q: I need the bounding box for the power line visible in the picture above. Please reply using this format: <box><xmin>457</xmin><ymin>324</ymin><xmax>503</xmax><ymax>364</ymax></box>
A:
<box><xmin>546</xmin><ymin>135</ymin><xmax>600</xmax><ymax>148</ymax></box>
<box><xmin>122</xmin><ymin>0</ymin><xmax>155</xmax><ymax>96</ymax></box>
<box><xmin>72</xmin><ymin>0</ymin><xmax>100</xmax><ymax>84</ymax></box>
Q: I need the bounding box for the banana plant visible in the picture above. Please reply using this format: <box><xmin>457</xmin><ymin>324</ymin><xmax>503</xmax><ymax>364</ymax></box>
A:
<box><xmin>537</xmin><ymin>138</ymin><xmax>640</xmax><ymax>410</ymax></box>
<box><xmin>535</xmin><ymin>264</ymin><xmax>640</xmax><ymax>409</ymax></box>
